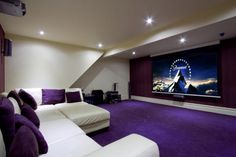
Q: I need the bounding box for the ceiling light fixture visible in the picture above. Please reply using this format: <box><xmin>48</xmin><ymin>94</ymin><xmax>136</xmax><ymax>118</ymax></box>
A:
<box><xmin>145</xmin><ymin>16</ymin><xmax>154</xmax><ymax>25</ymax></box>
<box><xmin>179</xmin><ymin>37</ymin><xmax>186</xmax><ymax>44</ymax></box>
<box><xmin>98</xmin><ymin>43</ymin><xmax>103</xmax><ymax>48</ymax></box>
<box><xmin>39</xmin><ymin>30</ymin><xmax>45</xmax><ymax>35</ymax></box>
<box><xmin>132</xmin><ymin>51</ymin><xmax>136</xmax><ymax>55</ymax></box>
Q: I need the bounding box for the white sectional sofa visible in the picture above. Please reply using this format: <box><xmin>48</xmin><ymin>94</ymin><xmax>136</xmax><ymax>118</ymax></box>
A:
<box><xmin>15</xmin><ymin>88</ymin><xmax>110</xmax><ymax>133</ymax></box>
<box><xmin>0</xmin><ymin>88</ymin><xmax>160</xmax><ymax>157</ymax></box>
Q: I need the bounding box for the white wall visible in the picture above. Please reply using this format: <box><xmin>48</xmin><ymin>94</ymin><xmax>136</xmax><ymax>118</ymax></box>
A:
<box><xmin>5</xmin><ymin>34</ymin><xmax>103</xmax><ymax>91</ymax></box>
<box><xmin>72</xmin><ymin>57</ymin><xmax>130</xmax><ymax>100</ymax></box>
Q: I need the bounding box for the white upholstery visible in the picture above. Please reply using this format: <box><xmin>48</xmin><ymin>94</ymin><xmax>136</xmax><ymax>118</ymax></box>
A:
<box><xmin>8</xmin><ymin>97</ymin><xmax>21</xmax><ymax>114</ymax></box>
<box><xmin>36</xmin><ymin>105</ymin><xmax>67</xmax><ymax>122</ymax></box>
<box><xmin>0</xmin><ymin>88</ymin><xmax>159</xmax><ymax>157</ymax></box>
<box><xmin>84</xmin><ymin>134</ymin><xmax>160</xmax><ymax>157</ymax></box>
<box><xmin>66</xmin><ymin>88</ymin><xmax>84</xmax><ymax>101</ymax></box>
<box><xmin>40</xmin><ymin>119</ymin><xmax>85</xmax><ymax>145</ymax></box>
<box><xmin>80</xmin><ymin>120</ymin><xmax>110</xmax><ymax>134</ymax></box>
<box><xmin>55</xmin><ymin>102</ymin><xmax>110</xmax><ymax>128</ymax></box>
<box><xmin>0</xmin><ymin>130</ymin><xmax>6</xmax><ymax>157</ymax></box>
<box><xmin>15</xmin><ymin>88</ymin><xmax>42</xmax><ymax>105</ymax></box>
<box><xmin>40</xmin><ymin>134</ymin><xmax>101</xmax><ymax>157</ymax></box>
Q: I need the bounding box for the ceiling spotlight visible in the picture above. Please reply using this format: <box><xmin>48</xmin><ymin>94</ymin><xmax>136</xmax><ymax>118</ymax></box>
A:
<box><xmin>39</xmin><ymin>30</ymin><xmax>45</xmax><ymax>35</ymax></box>
<box><xmin>179</xmin><ymin>37</ymin><xmax>186</xmax><ymax>43</ymax></box>
<box><xmin>132</xmin><ymin>51</ymin><xmax>136</xmax><ymax>55</ymax></box>
<box><xmin>145</xmin><ymin>17</ymin><xmax>154</xmax><ymax>25</ymax></box>
<box><xmin>98</xmin><ymin>43</ymin><xmax>103</xmax><ymax>48</ymax></box>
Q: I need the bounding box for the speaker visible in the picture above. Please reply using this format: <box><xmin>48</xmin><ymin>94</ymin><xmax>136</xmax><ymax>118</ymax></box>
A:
<box><xmin>128</xmin><ymin>82</ymin><xmax>131</xmax><ymax>99</ymax></box>
<box><xmin>173</xmin><ymin>94</ymin><xmax>185</xmax><ymax>102</ymax></box>
<box><xmin>4</xmin><ymin>38</ymin><xmax>12</xmax><ymax>56</ymax></box>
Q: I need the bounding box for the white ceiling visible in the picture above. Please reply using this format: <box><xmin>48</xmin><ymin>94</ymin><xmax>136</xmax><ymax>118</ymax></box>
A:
<box><xmin>0</xmin><ymin>0</ymin><xmax>233</xmax><ymax>51</ymax></box>
<box><xmin>116</xmin><ymin>17</ymin><xmax>236</xmax><ymax>59</ymax></box>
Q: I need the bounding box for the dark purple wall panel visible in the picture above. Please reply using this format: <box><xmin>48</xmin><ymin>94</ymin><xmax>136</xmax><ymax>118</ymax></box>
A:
<box><xmin>130</xmin><ymin>38</ymin><xmax>236</xmax><ymax>108</ymax></box>
<box><xmin>220</xmin><ymin>38</ymin><xmax>236</xmax><ymax>108</ymax></box>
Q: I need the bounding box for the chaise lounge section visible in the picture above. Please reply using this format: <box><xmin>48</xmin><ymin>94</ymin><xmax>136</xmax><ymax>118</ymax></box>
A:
<box><xmin>15</xmin><ymin>88</ymin><xmax>110</xmax><ymax>133</ymax></box>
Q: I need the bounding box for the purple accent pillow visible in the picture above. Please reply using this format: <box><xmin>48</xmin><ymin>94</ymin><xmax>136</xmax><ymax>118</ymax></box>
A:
<box><xmin>21</xmin><ymin>104</ymin><xmax>40</xmax><ymax>128</ymax></box>
<box><xmin>0</xmin><ymin>97</ymin><xmax>15</xmax><ymax>153</ymax></box>
<box><xmin>18</xmin><ymin>89</ymin><xmax>37</xmax><ymax>110</ymax></box>
<box><xmin>66</xmin><ymin>91</ymin><xmax>82</xmax><ymax>103</ymax></box>
<box><xmin>42</xmin><ymin>89</ymin><xmax>65</xmax><ymax>104</ymax></box>
<box><xmin>7</xmin><ymin>90</ymin><xmax>23</xmax><ymax>108</ymax></box>
<box><xmin>8</xmin><ymin>125</ymin><xmax>39</xmax><ymax>157</ymax></box>
<box><xmin>15</xmin><ymin>114</ymin><xmax>48</xmax><ymax>154</ymax></box>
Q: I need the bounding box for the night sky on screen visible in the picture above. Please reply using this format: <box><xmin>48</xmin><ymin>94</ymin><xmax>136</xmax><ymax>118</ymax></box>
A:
<box><xmin>152</xmin><ymin>45</ymin><xmax>219</xmax><ymax>81</ymax></box>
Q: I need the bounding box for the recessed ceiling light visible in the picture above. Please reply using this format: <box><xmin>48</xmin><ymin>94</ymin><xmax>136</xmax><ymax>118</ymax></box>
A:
<box><xmin>98</xmin><ymin>43</ymin><xmax>103</xmax><ymax>48</ymax></box>
<box><xmin>39</xmin><ymin>30</ymin><xmax>45</xmax><ymax>35</ymax></box>
<box><xmin>132</xmin><ymin>51</ymin><xmax>136</xmax><ymax>55</ymax></box>
<box><xmin>179</xmin><ymin>37</ymin><xmax>186</xmax><ymax>43</ymax></box>
<box><xmin>145</xmin><ymin>16</ymin><xmax>154</xmax><ymax>25</ymax></box>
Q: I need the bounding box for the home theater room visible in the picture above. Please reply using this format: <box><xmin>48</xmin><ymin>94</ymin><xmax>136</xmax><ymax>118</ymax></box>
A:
<box><xmin>1</xmin><ymin>0</ymin><xmax>236</xmax><ymax>157</ymax></box>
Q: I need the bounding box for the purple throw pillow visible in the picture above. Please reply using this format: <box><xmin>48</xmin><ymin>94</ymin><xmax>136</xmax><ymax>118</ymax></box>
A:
<box><xmin>21</xmin><ymin>104</ymin><xmax>40</xmax><ymax>128</ymax></box>
<box><xmin>15</xmin><ymin>114</ymin><xmax>48</xmax><ymax>154</ymax></box>
<box><xmin>66</xmin><ymin>91</ymin><xmax>82</xmax><ymax>103</ymax></box>
<box><xmin>42</xmin><ymin>89</ymin><xmax>65</xmax><ymax>104</ymax></box>
<box><xmin>7</xmin><ymin>90</ymin><xmax>23</xmax><ymax>108</ymax></box>
<box><xmin>18</xmin><ymin>89</ymin><xmax>37</xmax><ymax>110</ymax></box>
<box><xmin>8</xmin><ymin>125</ymin><xmax>39</xmax><ymax>157</ymax></box>
<box><xmin>0</xmin><ymin>97</ymin><xmax>15</xmax><ymax>153</ymax></box>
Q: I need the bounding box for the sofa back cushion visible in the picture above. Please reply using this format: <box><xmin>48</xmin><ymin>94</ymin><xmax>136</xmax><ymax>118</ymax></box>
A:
<box><xmin>0</xmin><ymin>130</ymin><xmax>6</xmax><ymax>157</ymax></box>
<box><xmin>8</xmin><ymin>97</ymin><xmax>21</xmax><ymax>114</ymax></box>
<box><xmin>18</xmin><ymin>89</ymin><xmax>37</xmax><ymax>110</ymax></box>
<box><xmin>15</xmin><ymin>88</ymin><xmax>42</xmax><ymax>106</ymax></box>
<box><xmin>42</xmin><ymin>89</ymin><xmax>65</xmax><ymax>105</ymax></box>
<box><xmin>66</xmin><ymin>88</ymin><xmax>84</xmax><ymax>101</ymax></box>
<box><xmin>7</xmin><ymin>90</ymin><xmax>23</xmax><ymax>108</ymax></box>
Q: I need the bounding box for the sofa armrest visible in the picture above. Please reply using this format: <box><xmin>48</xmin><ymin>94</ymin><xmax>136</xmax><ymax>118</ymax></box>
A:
<box><xmin>84</xmin><ymin>134</ymin><xmax>159</xmax><ymax>157</ymax></box>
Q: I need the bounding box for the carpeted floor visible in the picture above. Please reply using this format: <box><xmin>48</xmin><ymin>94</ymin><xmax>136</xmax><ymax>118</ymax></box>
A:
<box><xmin>89</xmin><ymin>100</ymin><xmax>236</xmax><ymax>157</ymax></box>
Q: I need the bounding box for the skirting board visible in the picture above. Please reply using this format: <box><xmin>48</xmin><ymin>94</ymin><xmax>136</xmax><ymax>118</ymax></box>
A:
<box><xmin>131</xmin><ymin>95</ymin><xmax>236</xmax><ymax>116</ymax></box>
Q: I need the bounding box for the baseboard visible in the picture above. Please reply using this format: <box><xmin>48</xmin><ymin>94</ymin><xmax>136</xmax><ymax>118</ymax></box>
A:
<box><xmin>131</xmin><ymin>95</ymin><xmax>236</xmax><ymax>116</ymax></box>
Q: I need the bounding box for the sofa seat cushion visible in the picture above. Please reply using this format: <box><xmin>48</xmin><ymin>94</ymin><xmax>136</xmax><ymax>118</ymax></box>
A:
<box><xmin>40</xmin><ymin>119</ymin><xmax>85</xmax><ymax>145</ymax></box>
<box><xmin>36</xmin><ymin>105</ymin><xmax>67</xmax><ymax>123</ymax></box>
<box><xmin>55</xmin><ymin>102</ymin><xmax>110</xmax><ymax>127</ymax></box>
<box><xmin>40</xmin><ymin>134</ymin><xmax>101</xmax><ymax>157</ymax></box>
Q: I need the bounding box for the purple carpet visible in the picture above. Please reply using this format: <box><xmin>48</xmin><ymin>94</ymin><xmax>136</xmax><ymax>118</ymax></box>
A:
<box><xmin>89</xmin><ymin>100</ymin><xmax>236</xmax><ymax>157</ymax></box>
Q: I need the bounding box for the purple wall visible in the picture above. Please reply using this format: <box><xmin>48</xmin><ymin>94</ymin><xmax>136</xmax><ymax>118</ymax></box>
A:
<box><xmin>0</xmin><ymin>25</ymin><xmax>5</xmax><ymax>93</ymax></box>
<box><xmin>130</xmin><ymin>38</ymin><xmax>236</xmax><ymax>108</ymax></box>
